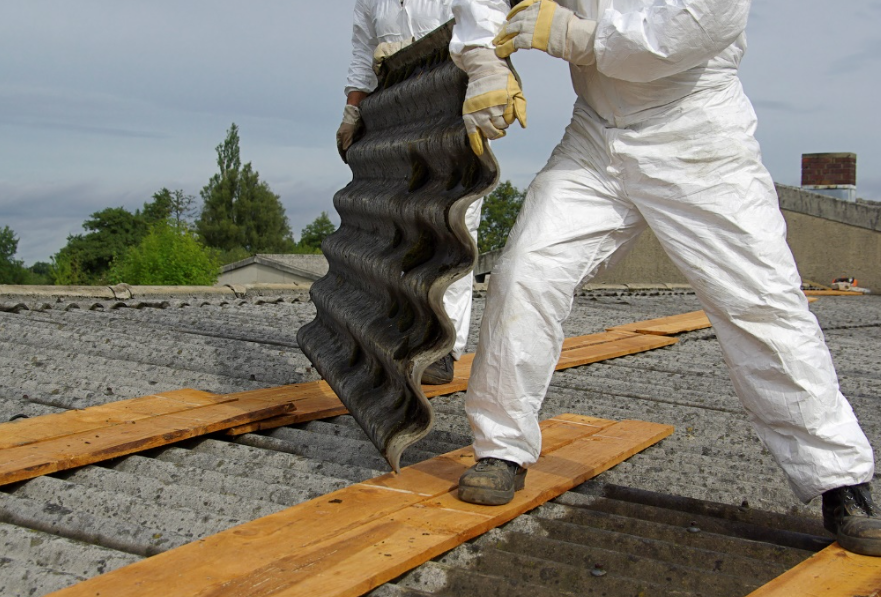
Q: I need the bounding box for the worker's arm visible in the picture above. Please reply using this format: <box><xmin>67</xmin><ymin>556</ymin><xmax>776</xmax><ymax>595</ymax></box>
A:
<box><xmin>345</xmin><ymin>0</ymin><xmax>380</xmax><ymax>98</ymax></box>
<box><xmin>450</xmin><ymin>0</ymin><xmax>509</xmax><ymax>60</ymax></box>
<box><xmin>338</xmin><ymin>0</ymin><xmax>378</xmax><ymax>163</ymax></box>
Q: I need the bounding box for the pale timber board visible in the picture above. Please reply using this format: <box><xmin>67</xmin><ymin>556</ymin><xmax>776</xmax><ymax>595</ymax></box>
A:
<box><xmin>557</xmin><ymin>333</ymin><xmax>678</xmax><ymax>369</ymax></box>
<box><xmin>227</xmin><ymin>332</ymin><xmax>675</xmax><ymax>434</ymax></box>
<box><xmin>0</xmin><ymin>396</ymin><xmax>296</xmax><ymax>486</ymax></box>
<box><xmin>0</xmin><ymin>389</ymin><xmax>223</xmax><ymax>449</ymax></box>
<box><xmin>803</xmin><ymin>290</ymin><xmax>867</xmax><ymax>297</ymax></box>
<box><xmin>46</xmin><ymin>414</ymin><xmax>674</xmax><ymax>597</ymax></box>
<box><xmin>0</xmin><ymin>328</ymin><xmax>679</xmax><ymax>480</ymax></box>
<box><xmin>224</xmin><ymin>381</ymin><xmax>349</xmax><ymax>435</ymax></box>
<box><xmin>607</xmin><ymin>310</ymin><xmax>712</xmax><ymax>335</ymax></box>
<box><xmin>746</xmin><ymin>543</ymin><xmax>881</xmax><ymax>597</ymax></box>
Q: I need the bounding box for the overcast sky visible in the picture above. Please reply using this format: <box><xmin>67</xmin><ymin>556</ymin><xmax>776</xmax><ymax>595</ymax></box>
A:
<box><xmin>2</xmin><ymin>1</ymin><xmax>880</xmax><ymax>266</ymax></box>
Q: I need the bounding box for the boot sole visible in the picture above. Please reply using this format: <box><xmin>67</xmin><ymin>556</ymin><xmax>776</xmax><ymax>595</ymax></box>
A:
<box><xmin>420</xmin><ymin>373</ymin><xmax>454</xmax><ymax>385</ymax></box>
<box><xmin>457</xmin><ymin>473</ymin><xmax>526</xmax><ymax>506</ymax></box>
<box><xmin>838</xmin><ymin>533</ymin><xmax>881</xmax><ymax>557</ymax></box>
<box><xmin>458</xmin><ymin>485</ymin><xmax>515</xmax><ymax>506</ymax></box>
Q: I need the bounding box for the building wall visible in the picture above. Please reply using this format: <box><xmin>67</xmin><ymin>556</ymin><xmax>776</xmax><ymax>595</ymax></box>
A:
<box><xmin>782</xmin><ymin>210</ymin><xmax>880</xmax><ymax>290</ymax></box>
<box><xmin>476</xmin><ymin>185</ymin><xmax>881</xmax><ymax>291</ymax></box>
<box><xmin>217</xmin><ymin>263</ymin><xmax>315</xmax><ymax>286</ymax></box>
<box><xmin>587</xmin><ymin>212</ymin><xmax>880</xmax><ymax>291</ymax></box>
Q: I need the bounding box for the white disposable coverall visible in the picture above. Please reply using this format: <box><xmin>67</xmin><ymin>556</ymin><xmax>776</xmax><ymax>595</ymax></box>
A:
<box><xmin>451</xmin><ymin>0</ymin><xmax>875</xmax><ymax>502</ymax></box>
<box><xmin>347</xmin><ymin>0</ymin><xmax>482</xmax><ymax>359</ymax></box>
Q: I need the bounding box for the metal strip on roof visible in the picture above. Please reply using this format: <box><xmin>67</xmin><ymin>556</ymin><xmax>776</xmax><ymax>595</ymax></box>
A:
<box><xmin>297</xmin><ymin>22</ymin><xmax>498</xmax><ymax>472</ymax></box>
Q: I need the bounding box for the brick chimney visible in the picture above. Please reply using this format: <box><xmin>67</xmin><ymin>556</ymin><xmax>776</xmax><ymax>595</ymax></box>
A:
<box><xmin>801</xmin><ymin>152</ymin><xmax>857</xmax><ymax>201</ymax></box>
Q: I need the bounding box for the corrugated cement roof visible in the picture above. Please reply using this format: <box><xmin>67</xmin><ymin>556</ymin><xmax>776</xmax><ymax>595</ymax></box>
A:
<box><xmin>1</xmin><ymin>285</ymin><xmax>879</xmax><ymax>596</ymax></box>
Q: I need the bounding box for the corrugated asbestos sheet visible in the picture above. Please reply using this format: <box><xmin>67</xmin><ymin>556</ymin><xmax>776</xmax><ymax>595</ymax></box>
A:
<box><xmin>297</xmin><ymin>22</ymin><xmax>498</xmax><ymax>472</ymax></box>
<box><xmin>1</xmin><ymin>287</ymin><xmax>880</xmax><ymax>596</ymax></box>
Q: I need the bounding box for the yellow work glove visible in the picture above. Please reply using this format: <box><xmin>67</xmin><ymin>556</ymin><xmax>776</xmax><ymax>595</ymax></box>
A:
<box><xmin>457</xmin><ymin>47</ymin><xmax>527</xmax><ymax>157</ymax></box>
<box><xmin>336</xmin><ymin>104</ymin><xmax>361</xmax><ymax>164</ymax></box>
<box><xmin>373</xmin><ymin>39</ymin><xmax>413</xmax><ymax>74</ymax></box>
<box><xmin>493</xmin><ymin>0</ymin><xmax>597</xmax><ymax>66</ymax></box>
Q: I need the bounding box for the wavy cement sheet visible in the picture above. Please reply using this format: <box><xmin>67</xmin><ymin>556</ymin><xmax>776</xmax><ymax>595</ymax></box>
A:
<box><xmin>297</xmin><ymin>22</ymin><xmax>499</xmax><ymax>472</ymax></box>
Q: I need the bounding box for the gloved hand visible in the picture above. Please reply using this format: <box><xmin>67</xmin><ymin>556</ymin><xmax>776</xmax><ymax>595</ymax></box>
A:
<box><xmin>458</xmin><ymin>47</ymin><xmax>527</xmax><ymax>156</ymax></box>
<box><xmin>373</xmin><ymin>39</ymin><xmax>412</xmax><ymax>75</ymax></box>
<box><xmin>493</xmin><ymin>0</ymin><xmax>596</xmax><ymax>66</ymax></box>
<box><xmin>336</xmin><ymin>104</ymin><xmax>361</xmax><ymax>164</ymax></box>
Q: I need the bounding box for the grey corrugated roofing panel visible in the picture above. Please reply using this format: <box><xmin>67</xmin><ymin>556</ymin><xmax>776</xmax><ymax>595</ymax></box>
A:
<box><xmin>0</xmin><ymin>290</ymin><xmax>878</xmax><ymax>596</ymax></box>
<box><xmin>298</xmin><ymin>22</ymin><xmax>496</xmax><ymax>472</ymax></box>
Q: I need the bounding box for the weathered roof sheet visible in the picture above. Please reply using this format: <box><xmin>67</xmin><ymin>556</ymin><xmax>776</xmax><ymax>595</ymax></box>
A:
<box><xmin>1</xmin><ymin>285</ymin><xmax>879</xmax><ymax>596</ymax></box>
<box><xmin>297</xmin><ymin>21</ymin><xmax>496</xmax><ymax>472</ymax></box>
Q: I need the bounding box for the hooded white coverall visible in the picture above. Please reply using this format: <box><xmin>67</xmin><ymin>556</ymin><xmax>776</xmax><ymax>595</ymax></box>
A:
<box><xmin>346</xmin><ymin>0</ymin><xmax>483</xmax><ymax>360</ymax></box>
<box><xmin>450</xmin><ymin>0</ymin><xmax>874</xmax><ymax>502</ymax></box>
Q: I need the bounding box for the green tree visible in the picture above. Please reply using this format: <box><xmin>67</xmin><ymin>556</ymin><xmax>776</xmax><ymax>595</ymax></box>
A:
<box><xmin>197</xmin><ymin>124</ymin><xmax>295</xmax><ymax>254</ymax></box>
<box><xmin>51</xmin><ymin>207</ymin><xmax>148</xmax><ymax>284</ymax></box>
<box><xmin>25</xmin><ymin>262</ymin><xmax>52</xmax><ymax>285</ymax></box>
<box><xmin>149</xmin><ymin>188</ymin><xmax>197</xmax><ymax>226</ymax></box>
<box><xmin>109</xmin><ymin>220</ymin><xmax>220</xmax><ymax>286</ymax></box>
<box><xmin>478</xmin><ymin>180</ymin><xmax>525</xmax><ymax>253</ymax></box>
<box><xmin>0</xmin><ymin>226</ymin><xmax>28</xmax><ymax>284</ymax></box>
<box><xmin>297</xmin><ymin>212</ymin><xmax>336</xmax><ymax>253</ymax></box>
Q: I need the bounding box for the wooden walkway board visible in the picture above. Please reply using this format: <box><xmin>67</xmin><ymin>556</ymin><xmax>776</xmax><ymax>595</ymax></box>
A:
<box><xmin>0</xmin><ymin>329</ymin><xmax>681</xmax><ymax>483</ymax></box>
<box><xmin>747</xmin><ymin>543</ymin><xmax>881</xmax><ymax>597</ymax></box>
<box><xmin>0</xmin><ymin>388</ymin><xmax>298</xmax><ymax>486</ymax></box>
<box><xmin>803</xmin><ymin>290</ymin><xmax>866</xmax><ymax>297</ymax></box>
<box><xmin>226</xmin><ymin>330</ymin><xmax>676</xmax><ymax>435</ymax></box>
<box><xmin>0</xmin><ymin>389</ymin><xmax>225</xmax><ymax>450</ymax></box>
<box><xmin>607</xmin><ymin>310</ymin><xmax>712</xmax><ymax>335</ymax></box>
<box><xmin>557</xmin><ymin>331</ymin><xmax>678</xmax><ymax>369</ymax></box>
<box><xmin>47</xmin><ymin>414</ymin><xmax>674</xmax><ymax>597</ymax></box>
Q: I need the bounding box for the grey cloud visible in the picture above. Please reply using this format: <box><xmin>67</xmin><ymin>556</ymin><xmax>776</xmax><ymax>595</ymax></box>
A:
<box><xmin>826</xmin><ymin>38</ymin><xmax>881</xmax><ymax>77</ymax></box>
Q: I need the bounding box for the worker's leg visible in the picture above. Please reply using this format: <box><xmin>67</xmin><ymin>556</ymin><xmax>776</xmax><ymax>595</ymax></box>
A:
<box><xmin>465</xmin><ymin>111</ymin><xmax>647</xmax><ymax>467</ymax></box>
<box><xmin>444</xmin><ymin>197</ymin><xmax>484</xmax><ymax>360</ymax></box>
<box><xmin>621</xmin><ymin>84</ymin><xmax>874</xmax><ymax>503</ymax></box>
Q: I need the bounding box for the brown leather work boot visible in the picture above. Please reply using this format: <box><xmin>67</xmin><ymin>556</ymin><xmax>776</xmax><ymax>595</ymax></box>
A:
<box><xmin>458</xmin><ymin>458</ymin><xmax>527</xmax><ymax>506</ymax></box>
<box><xmin>822</xmin><ymin>482</ymin><xmax>881</xmax><ymax>556</ymax></box>
<box><xmin>421</xmin><ymin>353</ymin><xmax>454</xmax><ymax>385</ymax></box>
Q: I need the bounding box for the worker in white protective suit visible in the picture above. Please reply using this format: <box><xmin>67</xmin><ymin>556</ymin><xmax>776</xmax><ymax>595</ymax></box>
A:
<box><xmin>449</xmin><ymin>0</ymin><xmax>881</xmax><ymax>556</ymax></box>
<box><xmin>339</xmin><ymin>0</ymin><xmax>487</xmax><ymax>385</ymax></box>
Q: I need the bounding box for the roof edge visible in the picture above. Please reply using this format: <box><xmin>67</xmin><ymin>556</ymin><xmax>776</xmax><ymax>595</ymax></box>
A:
<box><xmin>776</xmin><ymin>183</ymin><xmax>881</xmax><ymax>232</ymax></box>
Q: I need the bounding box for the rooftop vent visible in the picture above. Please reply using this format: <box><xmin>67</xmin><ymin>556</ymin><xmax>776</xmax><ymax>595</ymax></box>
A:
<box><xmin>801</xmin><ymin>152</ymin><xmax>856</xmax><ymax>202</ymax></box>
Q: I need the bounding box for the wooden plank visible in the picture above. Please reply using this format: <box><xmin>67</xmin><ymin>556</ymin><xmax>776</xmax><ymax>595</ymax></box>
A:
<box><xmin>226</xmin><ymin>334</ymin><xmax>675</xmax><ymax>434</ymax></box>
<box><xmin>746</xmin><ymin>543</ymin><xmax>881</xmax><ymax>597</ymax></box>
<box><xmin>223</xmin><ymin>381</ymin><xmax>349</xmax><ymax>435</ymax></box>
<box><xmin>803</xmin><ymin>290</ymin><xmax>866</xmax><ymax>297</ymax></box>
<box><xmin>226</xmin><ymin>333</ymin><xmax>674</xmax><ymax>435</ymax></box>
<box><xmin>607</xmin><ymin>310</ymin><xmax>712</xmax><ymax>335</ymax></box>
<box><xmin>1</xmin><ymin>322</ymin><xmax>684</xmax><ymax>479</ymax></box>
<box><xmin>556</xmin><ymin>333</ymin><xmax>678</xmax><ymax>369</ymax></box>
<box><xmin>0</xmin><ymin>395</ymin><xmax>297</xmax><ymax>486</ymax></box>
<box><xmin>0</xmin><ymin>389</ymin><xmax>223</xmax><ymax>450</ymax></box>
<box><xmin>47</xmin><ymin>414</ymin><xmax>673</xmax><ymax>597</ymax></box>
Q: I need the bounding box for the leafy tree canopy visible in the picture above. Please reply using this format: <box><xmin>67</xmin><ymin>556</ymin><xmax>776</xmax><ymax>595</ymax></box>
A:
<box><xmin>297</xmin><ymin>212</ymin><xmax>336</xmax><ymax>253</ymax></box>
<box><xmin>149</xmin><ymin>188</ymin><xmax>197</xmax><ymax>225</ymax></box>
<box><xmin>197</xmin><ymin>124</ymin><xmax>296</xmax><ymax>255</ymax></box>
<box><xmin>52</xmin><ymin>207</ymin><xmax>148</xmax><ymax>285</ymax></box>
<box><xmin>109</xmin><ymin>220</ymin><xmax>220</xmax><ymax>286</ymax></box>
<box><xmin>478</xmin><ymin>180</ymin><xmax>525</xmax><ymax>253</ymax></box>
<box><xmin>50</xmin><ymin>189</ymin><xmax>197</xmax><ymax>285</ymax></box>
<box><xmin>0</xmin><ymin>226</ymin><xmax>28</xmax><ymax>284</ymax></box>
